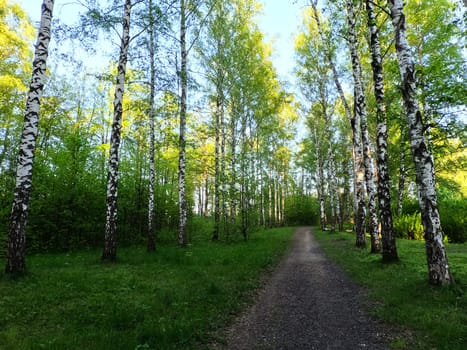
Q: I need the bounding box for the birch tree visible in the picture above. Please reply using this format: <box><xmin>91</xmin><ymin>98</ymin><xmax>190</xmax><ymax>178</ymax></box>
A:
<box><xmin>388</xmin><ymin>0</ymin><xmax>453</xmax><ymax>285</ymax></box>
<box><xmin>309</xmin><ymin>2</ymin><xmax>366</xmax><ymax>246</ymax></box>
<box><xmin>5</xmin><ymin>0</ymin><xmax>55</xmax><ymax>274</ymax></box>
<box><xmin>365</xmin><ymin>0</ymin><xmax>398</xmax><ymax>261</ymax></box>
<box><xmin>345</xmin><ymin>0</ymin><xmax>380</xmax><ymax>252</ymax></box>
<box><xmin>178</xmin><ymin>0</ymin><xmax>189</xmax><ymax>246</ymax></box>
<box><xmin>102</xmin><ymin>0</ymin><xmax>132</xmax><ymax>262</ymax></box>
<box><xmin>146</xmin><ymin>0</ymin><xmax>157</xmax><ymax>252</ymax></box>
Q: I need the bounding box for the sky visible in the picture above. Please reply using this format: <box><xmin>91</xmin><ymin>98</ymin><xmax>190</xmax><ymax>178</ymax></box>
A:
<box><xmin>17</xmin><ymin>0</ymin><xmax>304</xmax><ymax>85</ymax></box>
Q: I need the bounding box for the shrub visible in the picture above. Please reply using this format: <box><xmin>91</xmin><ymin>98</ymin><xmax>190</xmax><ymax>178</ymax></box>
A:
<box><xmin>439</xmin><ymin>198</ymin><xmax>467</xmax><ymax>243</ymax></box>
<box><xmin>393</xmin><ymin>212</ymin><xmax>424</xmax><ymax>240</ymax></box>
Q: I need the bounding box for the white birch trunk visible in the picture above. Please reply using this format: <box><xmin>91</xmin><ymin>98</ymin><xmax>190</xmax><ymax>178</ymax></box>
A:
<box><xmin>322</xmin><ymin>100</ymin><xmax>341</xmax><ymax>231</ymax></box>
<box><xmin>6</xmin><ymin>0</ymin><xmax>54</xmax><ymax>274</ymax></box>
<box><xmin>312</xmin><ymin>127</ymin><xmax>326</xmax><ymax>230</ymax></box>
<box><xmin>365</xmin><ymin>0</ymin><xmax>398</xmax><ymax>261</ymax></box>
<box><xmin>397</xmin><ymin>133</ymin><xmax>406</xmax><ymax>216</ymax></box>
<box><xmin>102</xmin><ymin>0</ymin><xmax>132</xmax><ymax>262</ymax></box>
<box><xmin>220</xmin><ymin>98</ymin><xmax>228</xmax><ymax>237</ymax></box>
<box><xmin>178</xmin><ymin>0</ymin><xmax>188</xmax><ymax>246</ymax></box>
<box><xmin>229</xmin><ymin>104</ymin><xmax>238</xmax><ymax>236</ymax></box>
<box><xmin>388</xmin><ymin>0</ymin><xmax>452</xmax><ymax>285</ymax></box>
<box><xmin>213</xmin><ymin>92</ymin><xmax>221</xmax><ymax>239</ymax></box>
<box><xmin>346</xmin><ymin>0</ymin><xmax>380</xmax><ymax>251</ymax></box>
<box><xmin>147</xmin><ymin>0</ymin><xmax>156</xmax><ymax>252</ymax></box>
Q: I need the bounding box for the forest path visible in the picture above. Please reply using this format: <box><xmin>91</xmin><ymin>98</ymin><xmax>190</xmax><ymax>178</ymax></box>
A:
<box><xmin>219</xmin><ymin>227</ymin><xmax>390</xmax><ymax>350</ymax></box>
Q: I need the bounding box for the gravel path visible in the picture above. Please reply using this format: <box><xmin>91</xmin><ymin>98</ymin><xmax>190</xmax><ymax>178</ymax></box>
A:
<box><xmin>221</xmin><ymin>227</ymin><xmax>390</xmax><ymax>350</ymax></box>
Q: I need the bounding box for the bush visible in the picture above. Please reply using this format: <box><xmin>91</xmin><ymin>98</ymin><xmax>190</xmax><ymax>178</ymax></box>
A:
<box><xmin>284</xmin><ymin>195</ymin><xmax>319</xmax><ymax>226</ymax></box>
<box><xmin>439</xmin><ymin>198</ymin><xmax>467</xmax><ymax>243</ymax></box>
<box><xmin>393</xmin><ymin>212</ymin><xmax>424</xmax><ymax>240</ymax></box>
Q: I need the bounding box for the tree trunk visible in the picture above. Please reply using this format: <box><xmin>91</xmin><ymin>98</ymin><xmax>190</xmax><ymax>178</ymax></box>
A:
<box><xmin>321</xmin><ymin>94</ymin><xmax>341</xmax><ymax>232</ymax></box>
<box><xmin>315</xmin><ymin>129</ymin><xmax>326</xmax><ymax>231</ymax></box>
<box><xmin>388</xmin><ymin>0</ymin><xmax>453</xmax><ymax>285</ymax></box>
<box><xmin>310</xmin><ymin>1</ymin><xmax>366</xmax><ymax>247</ymax></box>
<box><xmin>5</xmin><ymin>0</ymin><xmax>54</xmax><ymax>274</ymax></box>
<box><xmin>397</xmin><ymin>128</ymin><xmax>406</xmax><ymax>216</ymax></box>
<box><xmin>220</xmin><ymin>97</ymin><xmax>228</xmax><ymax>239</ymax></box>
<box><xmin>102</xmin><ymin>0</ymin><xmax>132</xmax><ymax>262</ymax></box>
<box><xmin>229</xmin><ymin>103</ymin><xmax>238</xmax><ymax>237</ymax></box>
<box><xmin>346</xmin><ymin>0</ymin><xmax>380</xmax><ymax>251</ymax></box>
<box><xmin>365</xmin><ymin>0</ymin><xmax>398</xmax><ymax>261</ymax></box>
<box><xmin>178</xmin><ymin>0</ymin><xmax>188</xmax><ymax>246</ymax></box>
<box><xmin>147</xmin><ymin>0</ymin><xmax>156</xmax><ymax>252</ymax></box>
<box><xmin>213</xmin><ymin>81</ymin><xmax>222</xmax><ymax>240</ymax></box>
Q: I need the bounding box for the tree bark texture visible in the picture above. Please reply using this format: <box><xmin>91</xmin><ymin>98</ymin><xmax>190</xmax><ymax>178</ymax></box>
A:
<box><xmin>388</xmin><ymin>0</ymin><xmax>452</xmax><ymax>285</ymax></box>
<box><xmin>346</xmin><ymin>0</ymin><xmax>380</xmax><ymax>251</ymax></box>
<box><xmin>178</xmin><ymin>0</ymin><xmax>188</xmax><ymax>246</ymax></box>
<box><xmin>102</xmin><ymin>0</ymin><xmax>132</xmax><ymax>262</ymax></box>
<box><xmin>6</xmin><ymin>0</ymin><xmax>55</xmax><ymax>274</ymax></box>
<box><xmin>310</xmin><ymin>1</ymin><xmax>366</xmax><ymax>245</ymax></box>
<box><xmin>365</xmin><ymin>0</ymin><xmax>398</xmax><ymax>261</ymax></box>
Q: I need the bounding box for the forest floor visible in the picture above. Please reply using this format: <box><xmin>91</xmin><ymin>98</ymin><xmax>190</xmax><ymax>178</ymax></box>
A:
<box><xmin>216</xmin><ymin>227</ymin><xmax>392</xmax><ymax>350</ymax></box>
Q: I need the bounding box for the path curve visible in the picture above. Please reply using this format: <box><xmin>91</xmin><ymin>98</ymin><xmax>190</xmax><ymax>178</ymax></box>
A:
<box><xmin>221</xmin><ymin>227</ymin><xmax>389</xmax><ymax>350</ymax></box>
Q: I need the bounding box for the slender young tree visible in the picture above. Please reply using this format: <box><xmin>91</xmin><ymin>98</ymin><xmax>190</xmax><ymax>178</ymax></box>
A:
<box><xmin>147</xmin><ymin>0</ymin><xmax>156</xmax><ymax>252</ymax></box>
<box><xmin>5</xmin><ymin>0</ymin><xmax>55</xmax><ymax>274</ymax></box>
<box><xmin>365</xmin><ymin>0</ymin><xmax>398</xmax><ymax>261</ymax></box>
<box><xmin>178</xmin><ymin>0</ymin><xmax>188</xmax><ymax>246</ymax></box>
<box><xmin>102</xmin><ymin>0</ymin><xmax>132</xmax><ymax>262</ymax></box>
<box><xmin>345</xmin><ymin>0</ymin><xmax>380</xmax><ymax>252</ymax></box>
<box><xmin>388</xmin><ymin>0</ymin><xmax>453</xmax><ymax>285</ymax></box>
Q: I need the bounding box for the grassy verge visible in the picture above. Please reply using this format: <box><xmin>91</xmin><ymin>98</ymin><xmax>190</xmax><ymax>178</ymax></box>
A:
<box><xmin>313</xmin><ymin>228</ymin><xmax>467</xmax><ymax>350</ymax></box>
<box><xmin>0</xmin><ymin>227</ymin><xmax>295</xmax><ymax>350</ymax></box>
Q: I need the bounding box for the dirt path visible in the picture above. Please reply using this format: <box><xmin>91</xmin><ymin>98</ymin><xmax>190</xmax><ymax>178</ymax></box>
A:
<box><xmin>220</xmin><ymin>227</ymin><xmax>390</xmax><ymax>350</ymax></box>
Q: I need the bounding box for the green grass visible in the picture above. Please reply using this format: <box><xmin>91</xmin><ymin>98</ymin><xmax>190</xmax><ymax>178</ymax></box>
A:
<box><xmin>0</xmin><ymin>227</ymin><xmax>295</xmax><ymax>350</ymax></box>
<box><xmin>313</xmin><ymin>229</ymin><xmax>467</xmax><ymax>350</ymax></box>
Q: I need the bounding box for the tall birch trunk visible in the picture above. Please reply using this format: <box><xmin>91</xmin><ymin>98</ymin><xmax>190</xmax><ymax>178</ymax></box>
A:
<box><xmin>365</xmin><ymin>0</ymin><xmax>398</xmax><ymax>261</ymax></box>
<box><xmin>388</xmin><ymin>0</ymin><xmax>453</xmax><ymax>285</ymax></box>
<box><xmin>220</xmin><ymin>99</ymin><xmax>228</xmax><ymax>238</ymax></box>
<box><xmin>312</xmin><ymin>127</ymin><xmax>326</xmax><ymax>230</ymax></box>
<box><xmin>5</xmin><ymin>0</ymin><xmax>54</xmax><ymax>274</ymax></box>
<box><xmin>147</xmin><ymin>0</ymin><xmax>156</xmax><ymax>252</ymax></box>
<box><xmin>229</xmin><ymin>104</ymin><xmax>238</xmax><ymax>237</ymax></box>
<box><xmin>321</xmin><ymin>96</ymin><xmax>341</xmax><ymax>232</ymax></box>
<box><xmin>178</xmin><ymin>0</ymin><xmax>188</xmax><ymax>246</ymax></box>
<box><xmin>346</xmin><ymin>0</ymin><xmax>380</xmax><ymax>252</ymax></box>
<box><xmin>397</xmin><ymin>133</ymin><xmax>406</xmax><ymax>216</ymax></box>
<box><xmin>102</xmin><ymin>0</ymin><xmax>132</xmax><ymax>262</ymax></box>
<box><xmin>213</xmin><ymin>88</ymin><xmax>222</xmax><ymax>240</ymax></box>
<box><xmin>310</xmin><ymin>1</ymin><xmax>365</xmax><ymax>245</ymax></box>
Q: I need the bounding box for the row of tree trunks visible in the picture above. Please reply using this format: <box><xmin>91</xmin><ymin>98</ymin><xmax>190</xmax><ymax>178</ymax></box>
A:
<box><xmin>310</xmin><ymin>1</ymin><xmax>366</xmax><ymax>244</ymax></box>
<box><xmin>345</xmin><ymin>0</ymin><xmax>380</xmax><ymax>253</ymax></box>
